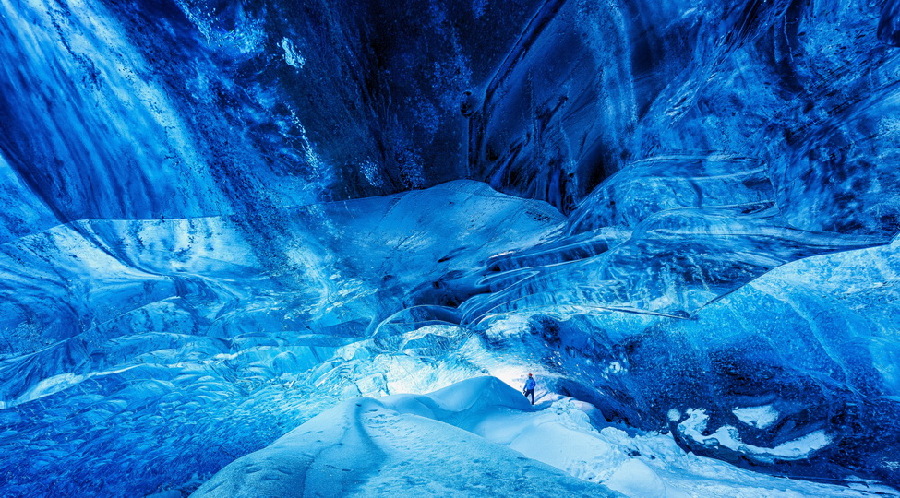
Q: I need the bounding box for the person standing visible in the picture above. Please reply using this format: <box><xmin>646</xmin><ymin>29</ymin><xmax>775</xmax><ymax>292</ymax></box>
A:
<box><xmin>522</xmin><ymin>373</ymin><xmax>536</xmax><ymax>405</ymax></box>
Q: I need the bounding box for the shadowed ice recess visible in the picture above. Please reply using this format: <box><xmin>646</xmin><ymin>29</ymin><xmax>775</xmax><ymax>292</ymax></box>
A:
<box><xmin>0</xmin><ymin>0</ymin><xmax>899</xmax><ymax>495</ymax></box>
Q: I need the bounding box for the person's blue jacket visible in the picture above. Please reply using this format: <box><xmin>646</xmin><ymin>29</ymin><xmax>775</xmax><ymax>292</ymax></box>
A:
<box><xmin>524</xmin><ymin>377</ymin><xmax>535</xmax><ymax>390</ymax></box>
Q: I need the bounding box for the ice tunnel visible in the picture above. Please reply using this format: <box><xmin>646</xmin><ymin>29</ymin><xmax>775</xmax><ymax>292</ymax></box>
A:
<box><xmin>1</xmin><ymin>0</ymin><xmax>899</xmax><ymax>495</ymax></box>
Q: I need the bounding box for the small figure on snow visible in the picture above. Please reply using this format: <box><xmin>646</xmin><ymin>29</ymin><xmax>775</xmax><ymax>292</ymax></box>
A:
<box><xmin>522</xmin><ymin>373</ymin><xmax>536</xmax><ymax>405</ymax></box>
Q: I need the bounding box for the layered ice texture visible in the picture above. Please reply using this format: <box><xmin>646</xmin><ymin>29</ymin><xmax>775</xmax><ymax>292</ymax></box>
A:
<box><xmin>1</xmin><ymin>0</ymin><xmax>899</xmax><ymax>495</ymax></box>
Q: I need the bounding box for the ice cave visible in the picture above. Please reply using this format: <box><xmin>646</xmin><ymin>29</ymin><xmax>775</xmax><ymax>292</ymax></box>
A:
<box><xmin>1</xmin><ymin>0</ymin><xmax>899</xmax><ymax>496</ymax></box>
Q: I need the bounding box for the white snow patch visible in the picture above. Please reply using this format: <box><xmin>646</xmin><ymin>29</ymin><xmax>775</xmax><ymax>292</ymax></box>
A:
<box><xmin>680</xmin><ymin>408</ymin><xmax>832</xmax><ymax>462</ymax></box>
<box><xmin>605</xmin><ymin>459</ymin><xmax>668</xmax><ymax>496</ymax></box>
<box><xmin>733</xmin><ymin>405</ymin><xmax>780</xmax><ymax>429</ymax></box>
<box><xmin>604</xmin><ymin>361</ymin><xmax>626</xmax><ymax>374</ymax></box>
<box><xmin>280</xmin><ymin>37</ymin><xmax>305</xmax><ymax>68</ymax></box>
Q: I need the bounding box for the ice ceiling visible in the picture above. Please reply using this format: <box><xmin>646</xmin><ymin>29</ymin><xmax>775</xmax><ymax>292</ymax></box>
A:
<box><xmin>1</xmin><ymin>0</ymin><xmax>899</xmax><ymax>495</ymax></box>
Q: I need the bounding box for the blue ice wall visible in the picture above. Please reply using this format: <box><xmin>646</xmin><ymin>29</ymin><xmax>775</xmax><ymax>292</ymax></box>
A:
<box><xmin>470</xmin><ymin>0</ymin><xmax>900</xmax><ymax>225</ymax></box>
<box><xmin>1</xmin><ymin>0</ymin><xmax>899</xmax><ymax>495</ymax></box>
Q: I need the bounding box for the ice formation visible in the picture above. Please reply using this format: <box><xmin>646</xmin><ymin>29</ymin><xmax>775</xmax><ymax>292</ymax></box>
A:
<box><xmin>1</xmin><ymin>0</ymin><xmax>898</xmax><ymax>496</ymax></box>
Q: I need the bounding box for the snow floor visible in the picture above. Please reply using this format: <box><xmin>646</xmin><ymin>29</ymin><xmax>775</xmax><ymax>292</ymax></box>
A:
<box><xmin>193</xmin><ymin>377</ymin><xmax>897</xmax><ymax>497</ymax></box>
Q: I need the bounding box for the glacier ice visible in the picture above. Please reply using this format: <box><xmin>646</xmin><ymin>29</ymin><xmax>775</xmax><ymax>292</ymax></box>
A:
<box><xmin>0</xmin><ymin>181</ymin><xmax>566</xmax><ymax>495</ymax></box>
<box><xmin>1</xmin><ymin>0</ymin><xmax>899</xmax><ymax>495</ymax></box>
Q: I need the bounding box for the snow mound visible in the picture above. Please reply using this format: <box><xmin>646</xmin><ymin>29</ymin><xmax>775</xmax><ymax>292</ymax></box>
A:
<box><xmin>194</xmin><ymin>377</ymin><xmax>894</xmax><ymax>497</ymax></box>
<box><xmin>193</xmin><ymin>376</ymin><xmax>611</xmax><ymax>497</ymax></box>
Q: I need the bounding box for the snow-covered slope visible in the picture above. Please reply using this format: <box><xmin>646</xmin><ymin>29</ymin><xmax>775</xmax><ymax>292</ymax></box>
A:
<box><xmin>194</xmin><ymin>377</ymin><xmax>893</xmax><ymax>497</ymax></box>
<box><xmin>193</xmin><ymin>377</ymin><xmax>614</xmax><ymax>497</ymax></box>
